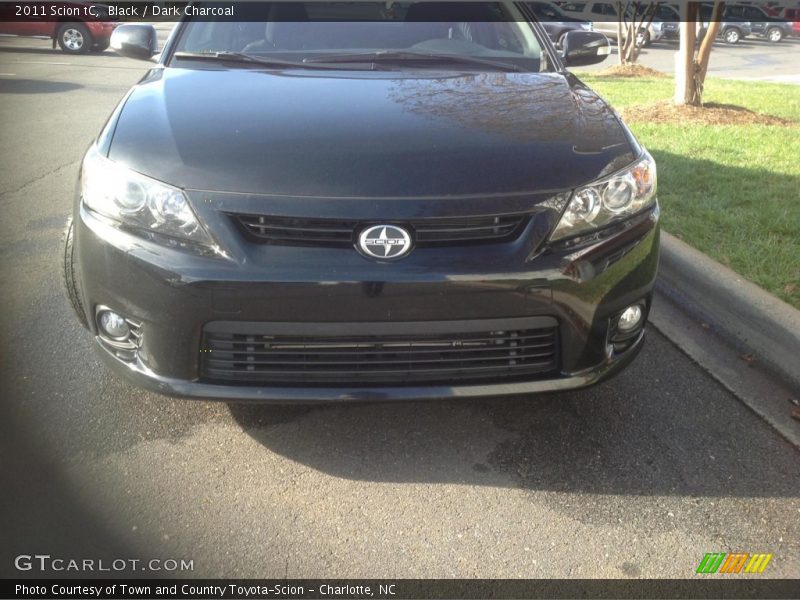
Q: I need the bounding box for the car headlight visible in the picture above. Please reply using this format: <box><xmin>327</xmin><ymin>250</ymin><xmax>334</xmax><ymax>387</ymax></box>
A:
<box><xmin>81</xmin><ymin>146</ymin><xmax>213</xmax><ymax>247</ymax></box>
<box><xmin>550</xmin><ymin>151</ymin><xmax>657</xmax><ymax>242</ymax></box>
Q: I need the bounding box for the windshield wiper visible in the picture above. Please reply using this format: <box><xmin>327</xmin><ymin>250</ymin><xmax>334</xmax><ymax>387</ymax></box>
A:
<box><xmin>303</xmin><ymin>50</ymin><xmax>528</xmax><ymax>73</ymax></box>
<box><xmin>172</xmin><ymin>51</ymin><xmax>340</xmax><ymax>70</ymax></box>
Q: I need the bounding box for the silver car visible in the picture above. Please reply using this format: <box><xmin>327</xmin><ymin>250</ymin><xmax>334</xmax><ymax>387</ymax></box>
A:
<box><xmin>560</xmin><ymin>1</ymin><xmax>666</xmax><ymax>46</ymax></box>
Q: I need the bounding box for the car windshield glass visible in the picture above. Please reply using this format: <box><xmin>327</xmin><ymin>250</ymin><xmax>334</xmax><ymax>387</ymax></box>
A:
<box><xmin>635</xmin><ymin>4</ymin><xmax>675</xmax><ymax>19</ymax></box>
<box><xmin>528</xmin><ymin>2</ymin><xmax>567</xmax><ymax>19</ymax></box>
<box><xmin>171</xmin><ymin>1</ymin><xmax>547</xmax><ymax>72</ymax></box>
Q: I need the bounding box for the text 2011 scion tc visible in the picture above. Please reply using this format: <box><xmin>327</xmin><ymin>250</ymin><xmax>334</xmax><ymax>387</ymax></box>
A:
<box><xmin>64</xmin><ymin>1</ymin><xmax>659</xmax><ymax>402</ymax></box>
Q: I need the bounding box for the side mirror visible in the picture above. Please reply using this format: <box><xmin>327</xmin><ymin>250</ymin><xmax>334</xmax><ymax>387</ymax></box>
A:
<box><xmin>110</xmin><ymin>24</ymin><xmax>157</xmax><ymax>60</ymax></box>
<box><xmin>562</xmin><ymin>31</ymin><xmax>611</xmax><ymax>67</ymax></box>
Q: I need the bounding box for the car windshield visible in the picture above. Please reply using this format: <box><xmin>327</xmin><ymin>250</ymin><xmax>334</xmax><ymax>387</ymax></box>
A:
<box><xmin>636</xmin><ymin>4</ymin><xmax>677</xmax><ymax>20</ymax></box>
<box><xmin>528</xmin><ymin>2</ymin><xmax>568</xmax><ymax>20</ymax></box>
<box><xmin>171</xmin><ymin>1</ymin><xmax>547</xmax><ymax>72</ymax></box>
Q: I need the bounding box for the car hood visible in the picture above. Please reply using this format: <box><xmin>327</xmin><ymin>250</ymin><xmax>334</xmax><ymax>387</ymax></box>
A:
<box><xmin>107</xmin><ymin>67</ymin><xmax>638</xmax><ymax>198</ymax></box>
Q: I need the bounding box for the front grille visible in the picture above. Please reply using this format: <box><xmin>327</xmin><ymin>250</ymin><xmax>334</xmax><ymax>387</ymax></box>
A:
<box><xmin>201</xmin><ymin>324</ymin><xmax>559</xmax><ymax>386</ymax></box>
<box><xmin>235</xmin><ymin>214</ymin><xmax>527</xmax><ymax>247</ymax></box>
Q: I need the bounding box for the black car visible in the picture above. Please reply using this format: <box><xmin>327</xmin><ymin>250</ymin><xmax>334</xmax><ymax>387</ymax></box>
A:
<box><xmin>64</xmin><ymin>1</ymin><xmax>659</xmax><ymax>403</ymax></box>
<box><xmin>667</xmin><ymin>3</ymin><xmax>753</xmax><ymax>44</ymax></box>
<box><xmin>719</xmin><ymin>3</ymin><xmax>794</xmax><ymax>41</ymax></box>
<box><xmin>525</xmin><ymin>1</ymin><xmax>593</xmax><ymax>46</ymax></box>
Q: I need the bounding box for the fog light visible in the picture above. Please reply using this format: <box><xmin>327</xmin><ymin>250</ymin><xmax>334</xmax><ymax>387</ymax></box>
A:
<box><xmin>98</xmin><ymin>310</ymin><xmax>130</xmax><ymax>340</ymax></box>
<box><xmin>617</xmin><ymin>304</ymin><xmax>643</xmax><ymax>333</ymax></box>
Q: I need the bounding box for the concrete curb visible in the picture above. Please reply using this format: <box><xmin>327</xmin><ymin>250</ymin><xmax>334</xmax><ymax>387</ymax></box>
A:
<box><xmin>656</xmin><ymin>231</ymin><xmax>800</xmax><ymax>392</ymax></box>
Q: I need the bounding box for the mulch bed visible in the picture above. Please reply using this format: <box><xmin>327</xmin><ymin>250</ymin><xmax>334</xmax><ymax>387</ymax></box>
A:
<box><xmin>619</xmin><ymin>101</ymin><xmax>796</xmax><ymax>126</ymax></box>
<box><xmin>595</xmin><ymin>64</ymin><xmax>669</xmax><ymax>78</ymax></box>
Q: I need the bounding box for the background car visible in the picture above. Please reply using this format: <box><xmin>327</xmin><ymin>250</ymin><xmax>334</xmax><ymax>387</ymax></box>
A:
<box><xmin>721</xmin><ymin>3</ymin><xmax>794</xmax><ymax>42</ymax></box>
<box><xmin>760</xmin><ymin>1</ymin><xmax>787</xmax><ymax>17</ymax></box>
<box><xmin>709</xmin><ymin>19</ymin><xmax>754</xmax><ymax>44</ymax></box>
<box><xmin>560</xmin><ymin>1</ymin><xmax>665</xmax><ymax>46</ymax></box>
<box><xmin>647</xmin><ymin>3</ymin><xmax>681</xmax><ymax>40</ymax></box>
<box><xmin>525</xmin><ymin>1</ymin><xmax>593</xmax><ymax>47</ymax></box>
<box><xmin>0</xmin><ymin>1</ymin><xmax>118</xmax><ymax>53</ymax></box>
<box><xmin>776</xmin><ymin>7</ymin><xmax>800</xmax><ymax>35</ymax></box>
<box><xmin>692</xmin><ymin>4</ymin><xmax>754</xmax><ymax>44</ymax></box>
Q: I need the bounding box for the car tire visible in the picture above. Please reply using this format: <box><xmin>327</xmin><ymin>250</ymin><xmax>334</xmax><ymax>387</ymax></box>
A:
<box><xmin>636</xmin><ymin>30</ymin><xmax>651</xmax><ymax>48</ymax></box>
<box><xmin>62</xmin><ymin>217</ymin><xmax>89</xmax><ymax>330</ymax></box>
<box><xmin>724</xmin><ymin>28</ymin><xmax>741</xmax><ymax>44</ymax></box>
<box><xmin>767</xmin><ymin>27</ymin><xmax>783</xmax><ymax>42</ymax></box>
<box><xmin>56</xmin><ymin>22</ymin><xmax>92</xmax><ymax>54</ymax></box>
<box><xmin>557</xmin><ymin>32</ymin><xmax>568</xmax><ymax>49</ymax></box>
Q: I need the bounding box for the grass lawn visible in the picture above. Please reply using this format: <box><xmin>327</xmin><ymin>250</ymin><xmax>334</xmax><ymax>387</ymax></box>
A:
<box><xmin>576</xmin><ymin>74</ymin><xmax>800</xmax><ymax>309</ymax></box>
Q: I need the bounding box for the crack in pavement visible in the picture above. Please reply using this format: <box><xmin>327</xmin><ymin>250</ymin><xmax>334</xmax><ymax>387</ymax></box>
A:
<box><xmin>0</xmin><ymin>158</ymin><xmax>80</xmax><ymax>199</ymax></box>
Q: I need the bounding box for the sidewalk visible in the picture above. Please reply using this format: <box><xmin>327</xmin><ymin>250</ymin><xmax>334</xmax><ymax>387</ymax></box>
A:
<box><xmin>727</xmin><ymin>74</ymin><xmax>800</xmax><ymax>85</ymax></box>
<box><xmin>654</xmin><ymin>231</ymin><xmax>800</xmax><ymax>446</ymax></box>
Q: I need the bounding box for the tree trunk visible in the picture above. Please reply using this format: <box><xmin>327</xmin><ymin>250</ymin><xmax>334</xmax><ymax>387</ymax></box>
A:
<box><xmin>675</xmin><ymin>2</ymin><xmax>699</xmax><ymax>105</ymax></box>
<box><xmin>616</xmin><ymin>2</ymin><xmax>625</xmax><ymax>65</ymax></box>
<box><xmin>692</xmin><ymin>2</ymin><xmax>724</xmax><ymax>105</ymax></box>
<box><xmin>630</xmin><ymin>7</ymin><xmax>657</xmax><ymax>64</ymax></box>
<box><xmin>624</xmin><ymin>24</ymin><xmax>637</xmax><ymax>63</ymax></box>
<box><xmin>675</xmin><ymin>2</ymin><xmax>724</xmax><ymax>106</ymax></box>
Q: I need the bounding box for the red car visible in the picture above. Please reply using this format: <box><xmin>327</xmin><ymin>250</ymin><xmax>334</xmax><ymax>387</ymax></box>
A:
<box><xmin>0</xmin><ymin>2</ymin><xmax>118</xmax><ymax>53</ymax></box>
<box><xmin>778</xmin><ymin>7</ymin><xmax>800</xmax><ymax>35</ymax></box>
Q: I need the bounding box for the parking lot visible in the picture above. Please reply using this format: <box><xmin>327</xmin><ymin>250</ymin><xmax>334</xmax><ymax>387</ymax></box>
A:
<box><xmin>582</xmin><ymin>34</ymin><xmax>800</xmax><ymax>83</ymax></box>
<box><xmin>1</xmin><ymin>31</ymin><xmax>799</xmax><ymax>578</ymax></box>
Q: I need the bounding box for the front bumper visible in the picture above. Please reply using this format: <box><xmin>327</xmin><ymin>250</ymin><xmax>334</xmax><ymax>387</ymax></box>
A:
<box><xmin>95</xmin><ymin>331</ymin><xmax>645</xmax><ymax>402</ymax></box>
<box><xmin>75</xmin><ymin>201</ymin><xmax>660</xmax><ymax>402</ymax></box>
<box><xmin>661</xmin><ymin>26</ymin><xmax>679</xmax><ymax>40</ymax></box>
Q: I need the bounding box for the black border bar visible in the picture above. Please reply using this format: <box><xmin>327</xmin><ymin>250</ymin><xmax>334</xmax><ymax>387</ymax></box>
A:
<box><xmin>6</xmin><ymin>579</ymin><xmax>800</xmax><ymax>600</ymax></box>
<box><xmin>4</xmin><ymin>1</ymin><xmax>798</xmax><ymax>24</ymax></box>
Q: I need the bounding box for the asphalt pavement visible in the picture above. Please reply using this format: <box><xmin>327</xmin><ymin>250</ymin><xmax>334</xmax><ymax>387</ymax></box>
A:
<box><xmin>581</xmin><ymin>35</ymin><xmax>800</xmax><ymax>84</ymax></box>
<box><xmin>1</xmin><ymin>35</ymin><xmax>799</xmax><ymax>579</ymax></box>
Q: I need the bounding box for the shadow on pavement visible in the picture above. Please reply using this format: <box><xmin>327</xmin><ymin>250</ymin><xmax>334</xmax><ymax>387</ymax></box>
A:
<box><xmin>0</xmin><ymin>401</ymin><xmax>133</xmax><ymax>578</ymax></box>
<box><xmin>0</xmin><ymin>78</ymin><xmax>82</xmax><ymax>93</ymax></box>
<box><xmin>228</xmin><ymin>332</ymin><xmax>800</xmax><ymax>498</ymax></box>
<box><xmin>0</xmin><ymin>44</ymin><xmax>116</xmax><ymax>56</ymax></box>
<box><xmin>0</xmin><ymin>44</ymin><xmax>62</xmax><ymax>55</ymax></box>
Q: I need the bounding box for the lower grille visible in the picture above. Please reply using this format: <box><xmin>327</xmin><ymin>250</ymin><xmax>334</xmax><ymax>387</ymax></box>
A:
<box><xmin>235</xmin><ymin>214</ymin><xmax>527</xmax><ymax>247</ymax></box>
<box><xmin>201</xmin><ymin>322</ymin><xmax>559</xmax><ymax>386</ymax></box>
